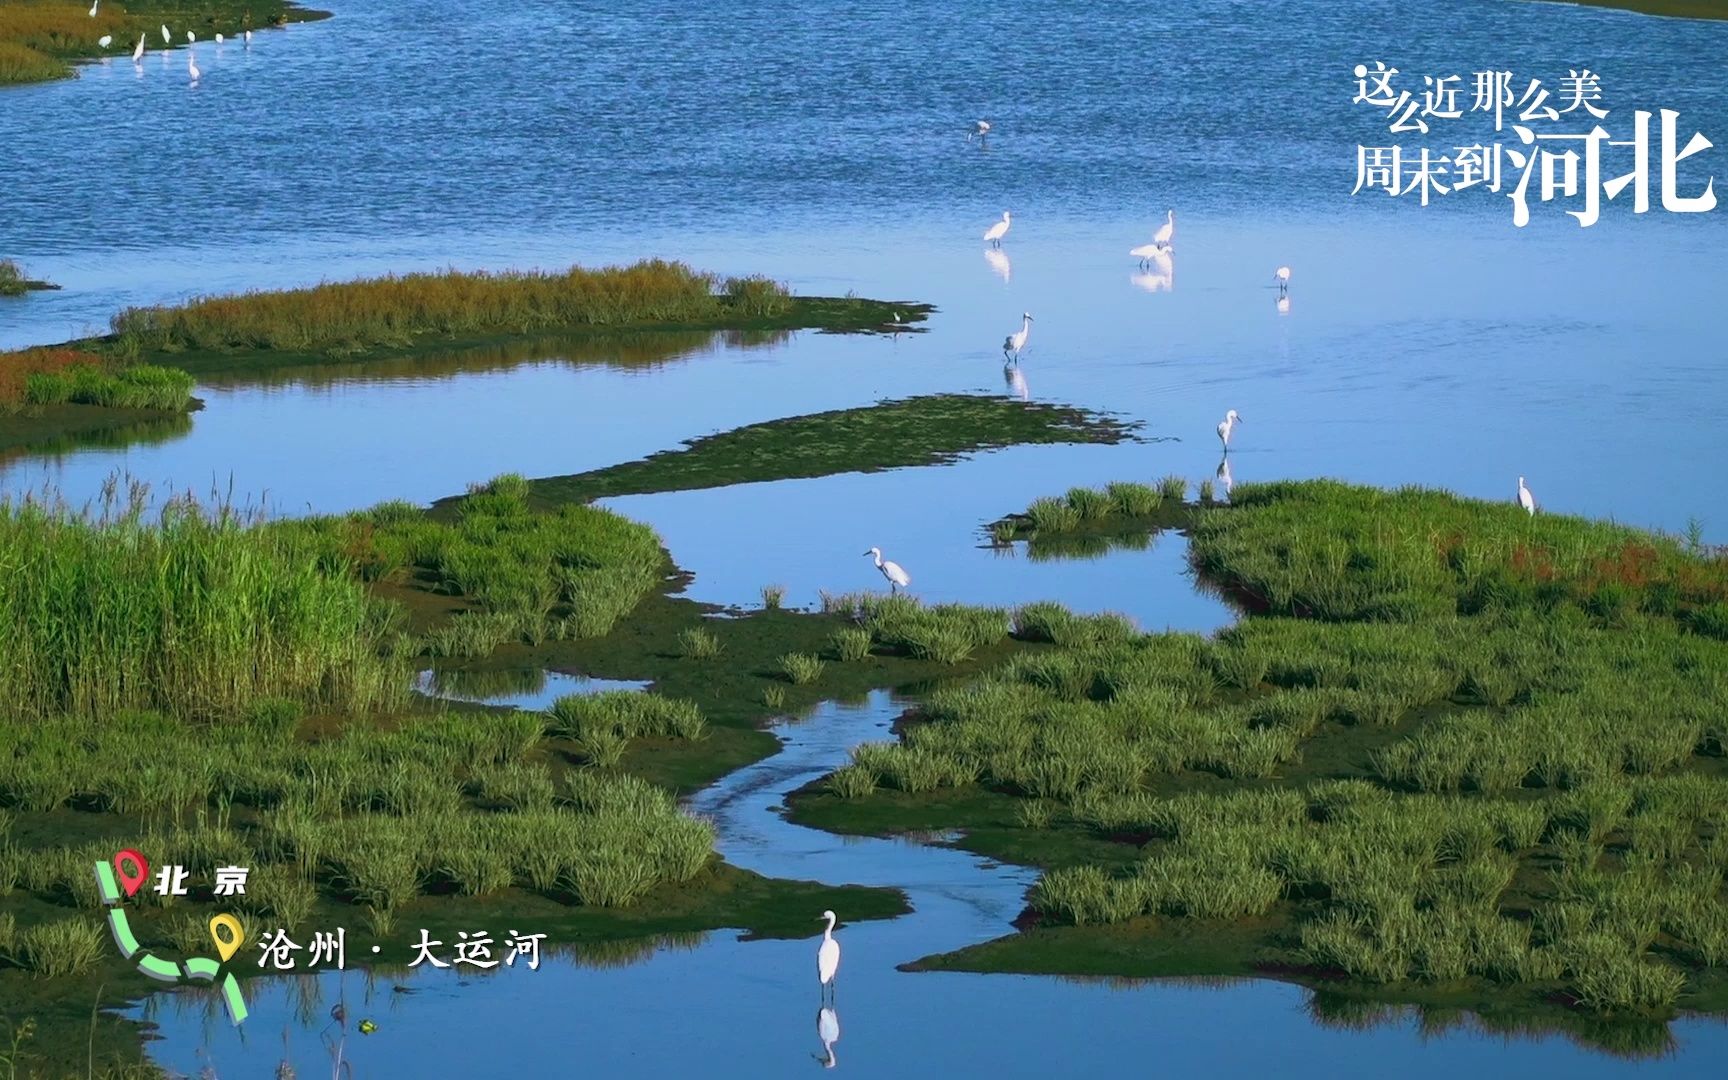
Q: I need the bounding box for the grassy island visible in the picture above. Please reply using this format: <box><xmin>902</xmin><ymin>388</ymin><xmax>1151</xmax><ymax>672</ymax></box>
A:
<box><xmin>791</xmin><ymin>480</ymin><xmax>1728</xmax><ymax>1044</ymax></box>
<box><xmin>0</xmin><ymin>260</ymin><xmax>932</xmax><ymax>455</ymax></box>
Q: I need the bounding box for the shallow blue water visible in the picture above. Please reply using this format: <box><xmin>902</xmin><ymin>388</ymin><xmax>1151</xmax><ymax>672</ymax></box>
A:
<box><xmin>2</xmin><ymin>0</ymin><xmax>1727</xmax><ymax>1073</ymax></box>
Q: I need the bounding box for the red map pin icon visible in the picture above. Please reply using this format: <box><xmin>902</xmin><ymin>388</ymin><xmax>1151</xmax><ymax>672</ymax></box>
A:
<box><xmin>113</xmin><ymin>849</ymin><xmax>149</xmax><ymax>898</ymax></box>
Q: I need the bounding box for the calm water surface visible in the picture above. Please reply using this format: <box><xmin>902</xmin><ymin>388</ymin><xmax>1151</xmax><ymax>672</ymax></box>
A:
<box><xmin>3</xmin><ymin>0</ymin><xmax>1726</xmax><ymax>1073</ymax></box>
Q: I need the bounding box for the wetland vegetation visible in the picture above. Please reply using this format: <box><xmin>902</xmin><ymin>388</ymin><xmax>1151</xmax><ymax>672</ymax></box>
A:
<box><xmin>0</xmin><ymin>260</ymin><xmax>930</xmax><ymax>457</ymax></box>
<box><xmin>0</xmin><ymin>1</ymin><xmax>327</xmax><ymax>86</ymax></box>
<box><xmin>793</xmin><ymin>480</ymin><xmax>1728</xmax><ymax>1033</ymax></box>
<box><xmin>519</xmin><ymin>394</ymin><xmax>1142</xmax><ymax>504</ymax></box>
<box><xmin>0</xmin><ymin>474</ymin><xmax>915</xmax><ymax>1076</ymax></box>
<box><xmin>0</xmin><ymin>259</ymin><xmax>56</xmax><ymax>296</ymax></box>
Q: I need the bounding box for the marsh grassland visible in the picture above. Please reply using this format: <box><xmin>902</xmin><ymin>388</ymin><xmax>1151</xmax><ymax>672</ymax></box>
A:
<box><xmin>0</xmin><ymin>1</ymin><xmax>327</xmax><ymax>86</ymax></box>
<box><xmin>794</xmin><ymin>480</ymin><xmax>1728</xmax><ymax>1040</ymax></box>
<box><xmin>0</xmin><ymin>260</ymin><xmax>929</xmax><ymax>456</ymax></box>
<box><xmin>0</xmin><ymin>475</ymin><xmax>922</xmax><ymax>1077</ymax></box>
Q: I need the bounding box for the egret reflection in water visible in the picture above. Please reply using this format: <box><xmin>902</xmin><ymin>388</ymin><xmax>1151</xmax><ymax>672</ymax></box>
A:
<box><xmin>1003</xmin><ymin>362</ymin><xmax>1029</xmax><ymax>401</ymax></box>
<box><xmin>983</xmin><ymin>245</ymin><xmax>1011</xmax><ymax>283</ymax></box>
<box><xmin>815</xmin><ymin>1006</ymin><xmax>841</xmax><ymax>1068</ymax></box>
<box><xmin>1217</xmin><ymin>455</ymin><xmax>1234</xmax><ymax>497</ymax></box>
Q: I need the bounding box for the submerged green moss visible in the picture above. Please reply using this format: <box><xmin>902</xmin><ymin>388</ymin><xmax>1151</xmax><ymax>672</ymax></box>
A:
<box><xmin>513</xmin><ymin>394</ymin><xmax>1143</xmax><ymax>505</ymax></box>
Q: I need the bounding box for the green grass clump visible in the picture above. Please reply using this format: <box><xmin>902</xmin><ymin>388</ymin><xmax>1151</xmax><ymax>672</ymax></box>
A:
<box><xmin>15</xmin><ymin>919</ymin><xmax>104</xmax><ymax>977</ymax></box>
<box><xmin>23</xmin><ymin>364</ymin><xmax>194</xmax><ymax>411</ymax></box>
<box><xmin>827</xmin><ymin>764</ymin><xmax>879</xmax><ymax>799</ymax></box>
<box><xmin>1105</xmin><ymin>482</ymin><xmax>1161</xmax><ymax>517</ymax></box>
<box><xmin>1157</xmin><ymin>474</ymin><xmax>1189</xmax><ymax>502</ymax></box>
<box><xmin>1025</xmin><ymin>496</ymin><xmax>1079</xmax><ymax>533</ymax></box>
<box><xmin>677</xmin><ymin>626</ymin><xmax>723</xmax><ymax>659</ymax></box>
<box><xmin>829</xmin><ymin>627</ymin><xmax>873</xmax><ymax>662</ymax></box>
<box><xmin>779</xmin><ymin>652</ymin><xmax>825</xmax><ymax>685</ymax></box>
<box><xmin>760</xmin><ymin>584</ymin><xmax>787</xmax><ymax>609</ymax></box>
<box><xmin>1065</xmin><ymin>486</ymin><xmax>1112</xmax><ymax>521</ymax></box>
<box><xmin>545</xmin><ymin>690</ymin><xmax>707</xmax><ymax>742</ymax></box>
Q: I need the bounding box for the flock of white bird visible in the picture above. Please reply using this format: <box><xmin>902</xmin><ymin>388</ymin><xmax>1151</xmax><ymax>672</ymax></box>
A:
<box><xmin>88</xmin><ymin>2</ymin><xmax>254</xmax><ymax>85</ymax></box>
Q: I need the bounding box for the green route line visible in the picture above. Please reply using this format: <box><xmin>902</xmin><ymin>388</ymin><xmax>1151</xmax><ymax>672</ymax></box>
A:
<box><xmin>91</xmin><ymin>861</ymin><xmax>249</xmax><ymax>1026</ymax></box>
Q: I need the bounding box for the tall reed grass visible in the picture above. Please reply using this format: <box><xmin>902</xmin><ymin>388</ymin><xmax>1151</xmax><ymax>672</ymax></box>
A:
<box><xmin>0</xmin><ymin>486</ymin><xmax>406</xmax><ymax>720</ymax></box>
<box><xmin>111</xmin><ymin>260</ymin><xmax>792</xmax><ymax>357</ymax></box>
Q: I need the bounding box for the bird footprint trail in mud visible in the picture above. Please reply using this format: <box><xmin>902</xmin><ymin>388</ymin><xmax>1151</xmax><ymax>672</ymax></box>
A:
<box><xmin>685</xmin><ymin>690</ymin><xmax>1037</xmax><ymax>960</ymax></box>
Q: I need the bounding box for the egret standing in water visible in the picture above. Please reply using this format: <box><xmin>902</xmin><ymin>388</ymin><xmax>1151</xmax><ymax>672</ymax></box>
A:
<box><xmin>131</xmin><ymin>33</ymin><xmax>144</xmax><ymax>61</ymax></box>
<box><xmin>1153</xmin><ymin>209</ymin><xmax>1175</xmax><ymax>251</ymax></box>
<box><xmin>1003</xmin><ymin>311</ymin><xmax>1032</xmax><ymax>363</ymax></box>
<box><xmin>1129</xmin><ymin>240</ymin><xmax>1163</xmax><ymax>267</ymax></box>
<box><xmin>244</xmin><ymin>29</ymin><xmax>253</xmax><ymax>46</ymax></box>
<box><xmin>1517</xmin><ymin>476</ymin><xmax>1537</xmax><ymax>516</ymax></box>
<box><xmin>814</xmin><ymin>1006</ymin><xmax>840</xmax><ymax>1068</ymax></box>
<box><xmin>967</xmin><ymin>119</ymin><xmax>991</xmax><ymax>142</ymax></box>
<box><xmin>863</xmin><ymin>549</ymin><xmax>910</xmax><ymax>593</ymax></box>
<box><xmin>160</xmin><ymin>24</ymin><xmax>170</xmax><ymax>43</ymax></box>
<box><xmin>816</xmin><ymin>911</ymin><xmax>842</xmax><ymax>1001</ymax></box>
<box><xmin>1217</xmin><ymin>409</ymin><xmax>1242</xmax><ymax>452</ymax></box>
<box><xmin>1273</xmin><ymin>265</ymin><xmax>1291</xmax><ymax>293</ymax></box>
<box><xmin>186</xmin><ymin>30</ymin><xmax>196</xmax><ymax>43</ymax></box>
<box><xmin>187</xmin><ymin>51</ymin><xmax>200</xmax><ymax>84</ymax></box>
<box><xmin>983</xmin><ymin>210</ymin><xmax>1011</xmax><ymax>247</ymax></box>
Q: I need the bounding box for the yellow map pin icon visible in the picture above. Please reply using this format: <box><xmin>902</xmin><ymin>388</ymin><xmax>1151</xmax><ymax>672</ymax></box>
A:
<box><xmin>208</xmin><ymin>914</ymin><xmax>244</xmax><ymax>963</ymax></box>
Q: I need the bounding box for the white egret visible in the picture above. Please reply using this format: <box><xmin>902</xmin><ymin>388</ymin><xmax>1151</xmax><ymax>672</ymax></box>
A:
<box><xmin>816</xmin><ymin>911</ymin><xmax>842</xmax><ymax>998</ymax></box>
<box><xmin>863</xmin><ymin>548</ymin><xmax>910</xmax><ymax>593</ymax></box>
<box><xmin>1003</xmin><ymin>311</ymin><xmax>1032</xmax><ymax>363</ymax></box>
<box><xmin>1153</xmin><ymin>209</ymin><xmax>1175</xmax><ymax>251</ymax></box>
<box><xmin>967</xmin><ymin>119</ymin><xmax>991</xmax><ymax>142</ymax></box>
<box><xmin>186</xmin><ymin>30</ymin><xmax>195</xmax><ymax>43</ymax></box>
<box><xmin>244</xmin><ymin>29</ymin><xmax>253</xmax><ymax>46</ymax></box>
<box><xmin>983</xmin><ymin>246</ymin><xmax>1011</xmax><ymax>283</ymax></box>
<box><xmin>1217</xmin><ymin>409</ymin><xmax>1242</xmax><ymax>451</ymax></box>
<box><xmin>160</xmin><ymin>24</ymin><xmax>170</xmax><ymax>43</ymax></box>
<box><xmin>1129</xmin><ymin>241</ymin><xmax>1163</xmax><ymax>266</ymax></box>
<box><xmin>131</xmin><ymin>33</ymin><xmax>144</xmax><ymax>61</ymax></box>
<box><xmin>1003</xmin><ymin>362</ymin><xmax>1029</xmax><ymax>401</ymax></box>
<box><xmin>983</xmin><ymin>210</ymin><xmax>1011</xmax><ymax>247</ymax></box>
<box><xmin>1273</xmin><ymin>265</ymin><xmax>1291</xmax><ymax>292</ymax></box>
<box><xmin>188</xmin><ymin>51</ymin><xmax>200</xmax><ymax>84</ymax></box>
<box><xmin>215</xmin><ymin>33</ymin><xmax>225</xmax><ymax>43</ymax></box>
<box><xmin>98</xmin><ymin>34</ymin><xmax>113</xmax><ymax>47</ymax></box>
<box><xmin>815</xmin><ymin>1007</ymin><xmax>840</xmax><ymax>1069</ymax></box>
<box><xmin>1517</xmin><ymin>476</ymin><xmax>1537</xmax><ymax>516</ymax></box>
<box><xmin>89</xmin><ymin>0</ymin><xmax>99</xmax><ymax>16</ymax></box>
